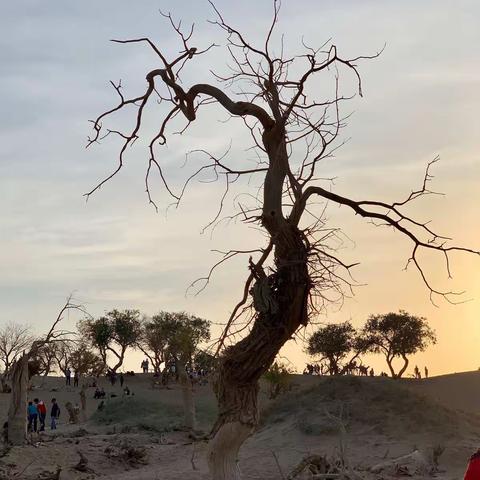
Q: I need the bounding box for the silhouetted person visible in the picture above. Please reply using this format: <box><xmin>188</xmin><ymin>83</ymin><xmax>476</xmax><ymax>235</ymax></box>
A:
<box><xmin>424</xmin><ymin>366</ymin><xmax>429</xmax><ymax>378</ymax></box>
<box><xmin>369</xmin><ymin>368</ymin><xmax>374</xmax><ymax>377</ymax></box>
<box><xmin>66</xmin><ymin>368</ymin><xmax>72</xmax><ymax>386</ymax></box>
<box><xmin>50</xmin><ymin>398</ymin><xmax>60</xmax><ymax>430</ymax></box>
<box><xmin>414</xmin><ymin>365</ymin><xmax>421</xmax><ymax>379</ymax></box>
<box><xmin>120</xmin><ymin>373</ymin><xmax>124</xmax><ymax>387</ymax></box>
<box><xmin>73</xmin><ymin>371</ymin><xmax>79</xmax><ymax>387</ymax></box>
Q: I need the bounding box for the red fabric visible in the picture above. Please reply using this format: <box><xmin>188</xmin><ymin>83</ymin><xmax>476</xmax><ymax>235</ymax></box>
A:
<box><xmin>37</xmin><ymin>403</ymin><xmax>47</xmax><ymax>415</ymax></box>
<box><xmin>465</xmin><ymin>457</ymin><xmax>480</xmax><ymax>480</ymax></box>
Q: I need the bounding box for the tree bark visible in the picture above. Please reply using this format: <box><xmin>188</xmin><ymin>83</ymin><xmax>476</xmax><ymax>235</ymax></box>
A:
<box><xmin>7</xmin><ymin>354</ymin><xmax>29</xmax><ymax>445</ymax></box>
<box><xmin>386</xmin><ymin>355</ymin><xmax>397</xmax><ymax>378</ymax></box>
<box><xmin>207</xmin><ymin>421</ymin><xmax>253</xmax><ymax>480</ymax></box>
<box><xmin>398</xmin><ymin>354</ymin><xmax>409</xmax><ymax>378</ymax></box>
<box><xmin>177</xmin><ymin>359</ymin><xmax>196</xmax><ymax>431</ymax></box>
<box><xmin>207</xmin><ymin>125</ymin><xmax>310</xmax><ymax>479</ymax></box>
<box><xmin>209</xmin><ymin>226</ymin><xmax>309</xmax><ymax>479</ymax></box>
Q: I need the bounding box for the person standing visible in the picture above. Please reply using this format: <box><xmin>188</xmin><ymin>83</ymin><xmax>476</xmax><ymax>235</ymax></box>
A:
<box><xmin>66</xmin><ymin>368</ymin><xmax>72</xmax><ymax>386</ymax></box>
<box><xmin>36</xmin><ymin>399</ymin><xmax>47</xmax><ymax>432</ymax></box>
<box><xmin>50</xmin><ymin>398</ymin><xmax>61</xmax><ymax>430</ymax></box>
<box><xmin>73</xmin><ymin>371</ymin><xmax>79</xmax><ymax>388</ymax></box>
<box><xmin>119</xmin><ymin>372</ymin><xmax>124</xmax><ymax>387</ymax></box>
<box><xmin>27</xmin><ymin>401</ymin><xmax>38</xmax><ymax>433</ymax></box>
<box><xmin>424</xmin><ymin>366</ymin><xmax>429</xmax><ymax>379</ymax></box>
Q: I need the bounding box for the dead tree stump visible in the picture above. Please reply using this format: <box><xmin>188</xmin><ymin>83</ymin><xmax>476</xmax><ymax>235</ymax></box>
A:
<box><xmin>7</xmin><ymin>354</ymin><xmax>29</xmax><ymax>445</ymax></box>
<box><xmin>65</xmin><ymin>402</ymin><xmax>79</xmax><ymax>424</ymax></box>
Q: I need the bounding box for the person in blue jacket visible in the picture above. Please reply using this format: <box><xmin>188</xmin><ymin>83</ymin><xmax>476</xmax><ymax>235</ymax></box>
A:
<box><xmin>27</xmin><ymin>401</ymin><xmax>38</xmax><ymax>432</ymax></box>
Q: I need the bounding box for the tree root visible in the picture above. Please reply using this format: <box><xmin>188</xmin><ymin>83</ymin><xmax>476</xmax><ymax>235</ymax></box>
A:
<box><xmin>370</xmin><ymin>449</ymin><xmax>437</xmax><ymax>475</ymax></box>
<box><xmin>73</xmin><ymin>450</ymin><xmax>94</xmax><ymax>473</ymax></box>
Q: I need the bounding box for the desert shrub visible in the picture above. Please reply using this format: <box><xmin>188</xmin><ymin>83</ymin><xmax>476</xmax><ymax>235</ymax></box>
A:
<box><xmin>261</xmin><ymin>376</ymin><xmax>479</xmax><ymax>440</ymax></box>
<box><xmin>104</xmin><ymin>439</ymin><xmax>147</xmax><ymax>466</ymax></box>
<box><xmin>92</xmin><ymin>396</ymin><xmax>217</xmax><ymax>433</ymax></box>
<box><xmin>92</xmin><ymin>397</ymin><xmax>182</xmax><ymax>433</ymax></box>
<box><xmin>263</xmin><ymin>362</ymin><xmax>292</xmax><ymax>399</ymax></box>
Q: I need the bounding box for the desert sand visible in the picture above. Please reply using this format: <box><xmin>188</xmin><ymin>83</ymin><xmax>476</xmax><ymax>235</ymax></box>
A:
<box><xmin>0</xmin><ymin>371</ymin><xmax>479</xmax><ymax>479</ymax></box>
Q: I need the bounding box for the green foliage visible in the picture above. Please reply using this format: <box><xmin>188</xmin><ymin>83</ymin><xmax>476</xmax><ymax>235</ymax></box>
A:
<box><xmin>262</xmin><ymin>376</ymin><xmax>478</xmax><ymax>439</ymax></box>
<box><xmin>69</xmin><ymin>343</ymin><xmax>105</xmax><ymax>377</ymax></box>
<box><xmin>149</xmin><ymin>311</ymin><xmax>211</xmax><ymax>364</ymax></box>
<box><xmin>306</xmin><ymin>321</ymin><xmax>364</xmax><ymax>375</ymax></box>
<box><xmin>91</xmin><ymin>396</ymin><xmax>217</xmax><ymax>433</ymax></box>
<box><xmin>263</xmin><ymin>361</ymin><xmax>292</xmax><ymax>399</ymax></box>
<box><xmin>92</xmin><ymin>397</ymin><xmax>183</xmax><ymax>433</ymax></box>
<box><xmin>110</xmin><ymin>309</ymin><xmax>142</xmax><ymax>346</ymax></box>
<box><xmin>361</xmin><ymin>310</ymin><xmax>436</xmax><ymax>377</ymax></box>
<box><xmin>194</xmin><ymin>349</ymin><xmax>216</xmax><ymax>372</ymax></box>
<box><xmin>363</xmin><ymin>310</ymin><xmax>436</xmax><ymax>356</ymax></box>
<box><xmin>79</xmin><ymin>309</ymin><xmax>142</xmax><ymax>372</ymax></box>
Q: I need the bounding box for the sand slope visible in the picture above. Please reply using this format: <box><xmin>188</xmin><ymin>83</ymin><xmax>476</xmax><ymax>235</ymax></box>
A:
<box><xmin>0</xmin><ymin>372</ymin><xmax>478</xmax><ymax>479</ymax></box>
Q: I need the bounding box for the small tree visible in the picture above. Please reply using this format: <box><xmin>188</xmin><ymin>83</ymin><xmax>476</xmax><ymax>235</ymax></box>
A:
<box><xmin>32</xmin><ymin>342</ymin><xmax>59</xmax><ymax>379</ymax></box>
<box><xmin>307</xmin><ymin>322</ymin><xmax>367</xmax><ymax>375</ymax></box>
<box><xmin>137</xmin><ymin>316</ymin><xmax>169</xmax><ymax>375</ymax></box>
<box><xmin>7</xmin><ymin>296</ymin><xmax>87</xmax><ymax>445</ymax></box>
<box><xmin>69</xmin><ymin>343</ymin><xmax>106</xmax><ymax>377</ymax></box>
<box><xmin>263</xmin><ymin>361</ymin><xmax>292</xmax><ymax>399</ymax></box>
<box><xmin>80</xmin><ymin>309</ymin><xmax>141</xmax><ymax>373</ymax></box>
<box><xmin>361</xmin><ymin>310</ymin><xmax>436</xmax><ymax>378</ymax></box>
<box><xmin>0</xmin><ymin>323</ymin><xmax>33</xmax><ymax>381</ymax></box>
<box><xmin>51</xmin><ymin>340</ymin><xmax>74</xmax><ymax>376</ymax></box>
<box><xmin>194</xmin><ymin>349</ymin><xmax>217</xmax><ymax>374</ymax></box>
<box><xmin>154</xmin><ymin>311</ymin><xmax>210</xmax><ymax>430</ymax></box>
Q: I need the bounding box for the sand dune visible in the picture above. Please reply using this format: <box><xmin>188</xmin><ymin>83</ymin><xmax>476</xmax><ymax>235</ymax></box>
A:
<box><xmin>0</xmin><ymin>372</ymin><xmax>477</xmax><ymax>479</ymax></box>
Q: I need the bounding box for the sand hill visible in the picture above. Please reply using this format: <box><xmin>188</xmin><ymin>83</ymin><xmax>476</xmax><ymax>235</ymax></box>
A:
<box><xmin>0</xmin><ymin>372</ymin><xmax>478</xmax><ymax>479</ymax></box>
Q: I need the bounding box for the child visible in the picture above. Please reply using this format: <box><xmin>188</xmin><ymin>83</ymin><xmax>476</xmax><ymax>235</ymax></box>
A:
<box><xmin>27</xmin><ymin>401</ymin><xmax>38</xmax><ymax>433</ymax></box>
<box><xmin>36</xmin><ymin>399</ymin><xmax>47</xmax><ymax>432</ymax></box>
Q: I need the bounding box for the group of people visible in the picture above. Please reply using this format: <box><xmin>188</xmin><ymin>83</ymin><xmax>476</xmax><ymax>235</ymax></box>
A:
<box><xmin>140</xmin><ymin>359</ymin><xmax>149</xmax><ymax>373</ymax></box>
<box><xmin>303</xmin><ymin>362</ymin><xmax>430</xmax><ymax>379</ymax></box>
<box><xmin>106</xmin><ymin>370</ymin><xmax>126</xmax><ymax>387</ymax></box>
<box><xmin>27</xmin><ymin>398</ymin><xmax>60</xmax><ymax>432</ymax></box>
<box><xmin>413</xmin><ymin>365</ymin><xmax>429</xmax><ymax>379</ymax></box>
<box><xmin>65</xmin><ymin>368</ymin><xmax>80</xmax><ymax>387</ymax></box>
<box><xmin>303</xmin><ymin>362</ymin><xmax>375</xmax><ymax>377</ymax></box>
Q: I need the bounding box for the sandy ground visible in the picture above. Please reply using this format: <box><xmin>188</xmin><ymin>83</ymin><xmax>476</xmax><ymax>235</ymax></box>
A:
<box><xmin>0</xmin><ymin>372</ymin><xmax>479</xmax><ymax>479</ymax></box>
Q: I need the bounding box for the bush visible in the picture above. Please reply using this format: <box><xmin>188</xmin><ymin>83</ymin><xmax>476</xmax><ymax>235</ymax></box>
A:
<box><xmin>263</xmin><ymin>362</ymin><xmax>292</xmax><ymax>399</ymax></box>
<box><xmin>92</xmin><ymin>397</ymin><xmax>183</xmax><ymax>433</ymax></box>
<box><xmin>91</xmin><ymin>396</ymin><xmax>217</xmax><ymax>433</ymax></box>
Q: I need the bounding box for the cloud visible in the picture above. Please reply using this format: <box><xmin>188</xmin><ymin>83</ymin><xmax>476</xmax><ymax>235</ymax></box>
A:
<box><xmin>0</xmin><ymin>0</ymin><xmax>479</xmax><ymax>375</ymax></box>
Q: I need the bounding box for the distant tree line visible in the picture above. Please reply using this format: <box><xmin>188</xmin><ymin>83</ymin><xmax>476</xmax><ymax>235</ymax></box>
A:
<box><xmin>0</xmin><ymin>309</ymin><xmax>212</xmax><ymax>389</ymax></box>
<box><xmin>306</xmin><ymin>310</ymin><xmax>436</xmax><ymax>378</ymax></box>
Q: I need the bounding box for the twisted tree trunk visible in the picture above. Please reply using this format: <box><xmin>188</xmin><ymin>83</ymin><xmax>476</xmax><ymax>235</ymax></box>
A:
<box><xmin>209</xmin><ymin>221</ymin><xmax>309</xmax><ymax>479</ymax></box>
<box><xmin>7</xmin><ymin>354</ymin><xmax>29</xmax><ymax>445</ymax></box>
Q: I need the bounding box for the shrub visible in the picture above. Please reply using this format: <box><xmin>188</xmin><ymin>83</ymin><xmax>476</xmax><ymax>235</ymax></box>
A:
<box><xmin>263</xmin><ymin>362</ymin><xmax>292</xmax><ymax>399</ymax></box>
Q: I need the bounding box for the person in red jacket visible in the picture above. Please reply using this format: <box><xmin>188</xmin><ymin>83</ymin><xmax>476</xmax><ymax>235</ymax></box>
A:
<box><xmin>34</xmin><ymin>398</ymin><xmax>47</xmax><ymax>432</ymax></box>
<box><xmin>465</xmin><ymin>450</ymin><xmax>480</xmax><ymax>479</ymax></box>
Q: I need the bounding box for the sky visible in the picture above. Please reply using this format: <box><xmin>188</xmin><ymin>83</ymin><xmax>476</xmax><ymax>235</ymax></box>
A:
<box><xmin>1</xmin><ymin>0</ymin><xmax>479</xmax><ymax>376</ymax></box>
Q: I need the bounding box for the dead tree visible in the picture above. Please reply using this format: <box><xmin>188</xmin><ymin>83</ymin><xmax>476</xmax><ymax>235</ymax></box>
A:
<box><xmin>6</xmin><ymin>296</ymin><xmax>88</xmax><ymax>445</ymax></box>
<box><xmin>86</xmin><ymin>3</ymin><xmax>479</xmax><ymax>478</ymax></box>
<box><xmin>7</xmin><ymin>354</ymin><xmax>29</xmax><ymax>445</ymax></box>
<box><xmin>0</xmin><ymin>323</ymin><xmax>33</xmax><ymax>393</ymax></box>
